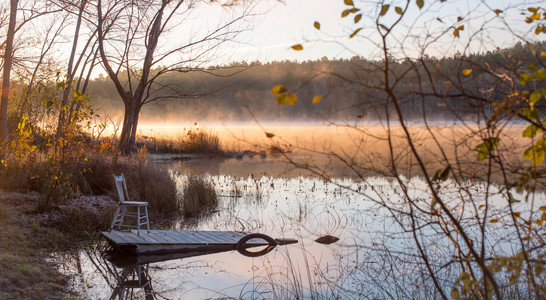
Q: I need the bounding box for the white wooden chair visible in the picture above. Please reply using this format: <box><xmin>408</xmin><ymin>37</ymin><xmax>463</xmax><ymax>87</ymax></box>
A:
<box><xmin>111</xmin><ymin>174</ymin><xmax>150</xmax><ymax>235</ymax></box>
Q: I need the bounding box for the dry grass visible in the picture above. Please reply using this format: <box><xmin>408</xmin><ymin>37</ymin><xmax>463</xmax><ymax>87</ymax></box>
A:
<box><xmin>53</xmin><ymin>196</ymin><xmax>117</xmax><ymax>239</ymax></box>
<box><xmin>0</xmin><ymin>193</ymin><xmax>70</xmax><ymax>299</ymax></box>
<box><xmin>136</xmin><ymin>128</ymin><xmax>223</xmax><ymax>155</ymax></box>
<box><xmin>180</xmin><ymin>129</ymin><xmax>222</xmax><ymax>154</ymax></box>
<box><xmin>182</xmin><ymin>175</ymin><xmax>218</xmax><ymax>218</ymax></box>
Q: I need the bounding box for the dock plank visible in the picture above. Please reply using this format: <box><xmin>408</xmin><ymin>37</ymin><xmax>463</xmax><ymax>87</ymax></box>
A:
<box><xmin>198</xmin><ymin>231</ymin><xmax>231</xmax><ymax>244</ymax></box>
<box><xmin>106</xmin><ymin>231</ymin><xmax>135</xmax><ymax>245</ymax></box>
<box><xmin>177</xmin><ymin>231</ymin><xmax>217</xmax><ymax>244</ymax></box>
<box><xmin>133</xmin><ymin>231</ymin><xmax>165</xmax><ymax>244</ymax></box>
<box><xmin>153</xmin><ymin>231</ymin><xmax>180</xmax><ymax>244</ymax></box>
<box><xmin>168</xmin><ymin>230</ymin><xmax>196</xmax><ymax>243</ymax></box>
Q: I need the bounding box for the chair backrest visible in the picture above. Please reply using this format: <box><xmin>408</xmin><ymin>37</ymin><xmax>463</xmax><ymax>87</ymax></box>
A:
<box><xmin>114</xmin><ymin>174</ymin><xmax>129</xmax><ymax>203</ymax></box>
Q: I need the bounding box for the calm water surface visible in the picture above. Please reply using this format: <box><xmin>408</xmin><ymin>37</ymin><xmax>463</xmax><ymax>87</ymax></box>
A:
<box><xmin>54</xmin><ymin>124</ymin><xmax>544</xmax><ymax>299</ymax></box>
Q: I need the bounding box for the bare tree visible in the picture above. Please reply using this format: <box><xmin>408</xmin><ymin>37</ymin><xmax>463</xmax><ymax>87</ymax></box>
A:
<box><xmin>93</xmin><ymin>0</ymin><xmax>256</xmax><ymax>155</ymax></box>
<box><xmin>273</xmin><ymin>0</ymin><xmax>546</xmax><ymax>298</ymax></box>
<box><xmin>0</xmin><ymin>0</ymin><xmax>63</xmax><ymax>147</ymax></box>
<box><xmin>0</xmin><ymin>0</ymin><xmax>18</xmax><ymax>146</ymax></box>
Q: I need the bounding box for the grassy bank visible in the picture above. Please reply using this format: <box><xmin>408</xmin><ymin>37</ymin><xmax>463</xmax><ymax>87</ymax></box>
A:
<box><xmin>0</xmin><ymin>193</ymin><xmax>71</xmax><ymax>299</ymax></box>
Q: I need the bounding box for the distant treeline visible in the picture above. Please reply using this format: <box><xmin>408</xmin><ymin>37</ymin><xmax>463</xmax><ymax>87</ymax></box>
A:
<box><xmin>87</xmin><ymin>41</ymin><xmax>546</xmax><ymax>123</ymax></box>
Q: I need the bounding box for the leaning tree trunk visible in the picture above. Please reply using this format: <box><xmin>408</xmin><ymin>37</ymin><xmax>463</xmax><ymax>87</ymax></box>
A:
<box><xmin>0</xmin><ymin>0</ymin><xmax>18</xmax><ymax>146</ymax></box>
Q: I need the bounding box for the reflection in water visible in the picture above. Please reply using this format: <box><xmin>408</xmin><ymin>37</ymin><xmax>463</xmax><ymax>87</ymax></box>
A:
<box><xmin>110</xmin><ymin>263</ymin><xmax>152</xmax><ymax>300</ymax></box>
<box><xmin>106</xmin><ymin>247</ymin><xmax>273</xmax><ymax>300</ymax></box>
<box><xmin>55</xmin><ymin>171</ymin><xmax>545</xmax><ymax>299</ymax></box>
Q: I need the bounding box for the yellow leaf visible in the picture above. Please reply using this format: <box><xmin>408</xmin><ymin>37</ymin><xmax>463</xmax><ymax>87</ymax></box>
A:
<box><xmin>513</xmin><ymin>212</ymin><xmax>521</xmax><ymax>219</ymax></box>
<box><xmin>314</xmin><ymin>21</ymin><xmax>321</xmax><ymax>30</ymax></box>
<box><xmin>453</xmin><ymin>25</ymin><xmax>464</xmax><ymax>38</ymax></box>
<box><xmin>463</xmin><ymin>69</ymin><xmax>472</xmax><ymax>75</ymax></box>
<box><xmin>416</xmin><ymin>0</ymin><xmax>424</xmax><ymax>9</ymax></box>
<box><xmin>271</xmin><ymin>85</ymin><xmax>287</xmax><ymax>94</ymax></box>
<box><xmin>287</xmin><ymin>94</ymin><xmax>298</xmax><ymax>105</ymax></box>
<box><xmin>539</xmin><ymin>206</ymin><xmax>546</xmax><ymax>211</ymax></box>
<box><xmin>277</xmin><ymin>94</ymin><xmax>287</xmax><ymax>105</ymax></box>
<box><xmin>313</xmin><ymin>95</ymin><xmax>323</xmax><ymax>103</ymax></box>
<box><xmin>265</xmin><ymin>132</ymin><xmax>275</xmax><ymax>138</ymax></box>
<box><xmin>350</xmin><ymin>28</ymin><xmax>362</xmax><ymax>38</ymax></box>
<box><xmin>380</xmin><ymin>4</ymin><xmax>390</xmax><ymax>16</ymax></box>
<box><xmin>344</xmin><ymin>0</ymin><xmax>354</xmax><ymax>6</ymax></box>
<box><xmin>291</xmin><ymin>44</ymin><xmax>303</xmax><ymax>51</ymax></box>
<box><xmin>494</xmin><ymin>9</ymin><xmax>502</xmax><ymax>15</ymax></box>
<box><xmin>395</xmin><ymin>7</ymin><xmax>403</xmax><ymax>15</ymax></box>
<box><xmin>541</xmin><ymin>51</ymin><xmax>546</xmax><ymax>58</ymax></box>
<box><xmin>490</xmin><ymin>219</ymin><xmax>498</xmax><ymax>223</ymax></box>
<box><xmin>354</xmin><ymin>14</ymin><xmax>362</xmax><ymax>23</ymax></box>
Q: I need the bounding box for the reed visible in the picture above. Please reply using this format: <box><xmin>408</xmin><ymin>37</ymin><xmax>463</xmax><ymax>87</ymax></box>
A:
<box><xmin>180</xmin><ymin>129</ymin><xmax>222</xmax><ymax>154</ymax></box>
<box><xmin>181</xmin><ymin>175</ymin><xmax>218</xmax><ymax>218</ymax></box>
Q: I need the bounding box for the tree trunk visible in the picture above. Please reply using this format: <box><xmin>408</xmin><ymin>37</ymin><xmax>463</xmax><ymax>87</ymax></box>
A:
<box><xmin>57</xmin><ymin>0</ymin><xmax>86</xmax><ymax>136</ymax></box>
<box><xmin>0</xmin><ymin>0</ymin><xmax>18</xmax><ymax>146</ymax></box>
<box><xmin>118</xmin><ymin>101</ymin><xmax>141</xmax><ymax>155</ymax></box>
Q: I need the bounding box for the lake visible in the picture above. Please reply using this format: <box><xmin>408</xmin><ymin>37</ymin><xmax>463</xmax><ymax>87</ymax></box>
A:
<box><xmin>54</xmin><ymin>123</ymin><xmax>545</xmax><ymax>299</ymax></box>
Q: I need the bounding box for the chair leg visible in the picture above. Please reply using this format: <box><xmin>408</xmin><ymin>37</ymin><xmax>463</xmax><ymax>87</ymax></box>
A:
<box><xmin>119</xmin><ymin>206</ymin><xmax>127</xmax><ymax>228</ymax></box>
<box><xmin>110</xmin><ymin>207</ymin><xmax>122</xmax><ymax>230</ymax></box>
<box><xmin>136</xmin><ymin>206</ymin><xmax>141</xmax><ymax>236</ymax></box>
<box><xmin>145</xmin><ymin>206</ymin><xmax>150</xmax><ymax>233</ymax></box>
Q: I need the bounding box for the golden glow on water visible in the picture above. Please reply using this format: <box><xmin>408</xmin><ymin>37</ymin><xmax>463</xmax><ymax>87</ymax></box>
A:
<box><xmin>137</xmin><ymin>122</ymin><xmax>531</xmax><ymax>179</ymax></box>
<box><xmin>136</xmin><ymin>122</ymin><xmax>529</xmax><ymax>155</ymax></box>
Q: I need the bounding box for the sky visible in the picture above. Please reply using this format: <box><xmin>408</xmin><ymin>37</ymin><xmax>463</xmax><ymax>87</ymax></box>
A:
<box><xmin>76</xmin><ymin>0</ymin><xmax>545</xmax><ymax>79</ymax></box>
<box><xmin>190</xmin><ymin>0</ymin><xmax>544</xmax><ymax>65</ymax></box>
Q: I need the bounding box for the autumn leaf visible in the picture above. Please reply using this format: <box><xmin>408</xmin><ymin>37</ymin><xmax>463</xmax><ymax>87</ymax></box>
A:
<box><xmin>463</xmin><ymin>69</ymin><xmax>472</xmax><ymax>75</ymax></box>
<box><xmin>314</xmin><ymin>21</ymin><xmax>321</xmax><ymax>30</ymax></box>
<box><xmin>271</xmin><ymin>85</ymin><xmax>287</xmax><ymax>94</ymax></box>
<box><xmin>291</xmin><ymin>44</ymin><xmax>303</xmax><ymax>51</ymax></box>
<box><xmin>350</xmin><ymin>28</ymin><xmax>362</xmax><ymax>38</ymax></box>
<box><xmin>354</xmin><ymin>14</ymin><xmax>362</xmax><ymax>23</ymax></box>
<box><xmin>265</xmin><ymin>132</ymin><xmax>275</xmax><ymax>138</ymax></box>
<box><xmin>287</xmin><ymin>93</ymin><xmax>298</xmax><ymax>105</ymax></box>
<box><xmin>380</xmin><ymin>4</ymin><xmax>390</xmax><ymax>16</ymax></box>
<box><xmin>312</xmin><ymin>95</ymin><xmax>323</xmax><ymax>103</ymax></box>
<box><xmin>277</xmin><ymin>94</ymin><xmax>287</xmax><ymax>105</ymax></box>
<box><xmin>416</xmin><ymin>0</ymin><xmax>424</xmax><ymax>9</ymax></box>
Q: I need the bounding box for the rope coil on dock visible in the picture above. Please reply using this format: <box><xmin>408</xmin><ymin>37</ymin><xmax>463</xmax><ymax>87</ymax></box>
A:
<box><xmin>236</xmin><ymin>233</ymin><xmax>278</xmax><ymax>257</ymax></box>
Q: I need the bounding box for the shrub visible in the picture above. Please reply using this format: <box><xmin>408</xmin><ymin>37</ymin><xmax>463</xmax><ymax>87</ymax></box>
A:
<box><xmin>181</xmin><ymin>175</ymin><xmax>218</xmax><ymax>218</ymax></box>
<box><xmin>53</xmin><ymin>196</ymin><xmax>117</xmax><ymax>239</ymax></box>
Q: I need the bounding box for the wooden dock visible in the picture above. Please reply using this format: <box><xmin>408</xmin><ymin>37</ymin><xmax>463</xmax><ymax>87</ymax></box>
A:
<box><xmin>102</xmin><ymin>229</ymin><xmax>297</xmax><ymax>255</ymax></box>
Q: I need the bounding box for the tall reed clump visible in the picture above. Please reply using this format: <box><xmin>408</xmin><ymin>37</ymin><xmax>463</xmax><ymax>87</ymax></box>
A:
<box><xmin>182</xmin><ymin>175</ymin><xmax>218</xmax><ymax>218</ymax></box>
<box><xmin>179</xmin><ymin>128</ymin><xmax>222</xmax><ymax>154</ymax></box>
<box><xmin>133</xmin><ymin>163</ymin><xmax>180</xmax><ymax>218</ymax></box>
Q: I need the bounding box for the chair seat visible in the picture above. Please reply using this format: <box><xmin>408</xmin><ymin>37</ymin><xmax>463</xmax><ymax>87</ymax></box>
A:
<box><xmin>120</xmin><ymin>201</ymin><xmax>148</xmax><ymax>206</ymax></box>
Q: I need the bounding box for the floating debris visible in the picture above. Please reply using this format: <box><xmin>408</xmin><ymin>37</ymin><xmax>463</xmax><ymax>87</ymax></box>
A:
<box><xmin>315</xmin><ymin>235</ymin><xmax>340</xmax><ymax>245</ymax></box>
